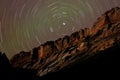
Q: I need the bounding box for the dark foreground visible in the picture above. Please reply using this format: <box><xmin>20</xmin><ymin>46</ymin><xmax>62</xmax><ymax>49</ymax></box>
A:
<box><xmin>0</xmin><ymin>43</ymin><xmax>120</xmax><ymax>80</ymax></box>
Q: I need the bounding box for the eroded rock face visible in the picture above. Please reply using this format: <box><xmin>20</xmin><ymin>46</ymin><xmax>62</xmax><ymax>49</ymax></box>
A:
<box><xmin>90</xmin><ymin>7</ymin><xmax>120</xmax><ymax>36</ymax></box>
<box><xmin>10</xmin><ymin>7</ymin><xmax>120</xmax><ymax>77</ymax></box>
<box><xmin>10</xmin><ymin>51</ymin><xmax>32</xmax><ymax>67</ymax></box>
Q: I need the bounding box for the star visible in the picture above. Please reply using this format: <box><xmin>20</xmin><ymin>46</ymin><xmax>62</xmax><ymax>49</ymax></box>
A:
<box><xmin>62</xmin><ymin>22</ymin><xmax>66</xmax><ymax>26</ymax></box>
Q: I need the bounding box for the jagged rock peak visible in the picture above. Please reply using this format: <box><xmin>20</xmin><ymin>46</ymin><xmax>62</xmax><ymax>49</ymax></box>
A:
<box><xmin>10</xmin><ymin>7</ymin><xmax>120</xmax><ymax>77</ymax></box>
<box><xmin>10</xmin><ymin>29</ymin><xmax>90</xmax><ymax>66</ymax></box>
<box><xmin>90</xmin><ymin>7</ymin><xmax>120</xmax><ymax>36</ymax></box>
<box><xmin>10</xmin><ymin>7</ymin><xmax>120</xmax><ymax>66</ymax></box>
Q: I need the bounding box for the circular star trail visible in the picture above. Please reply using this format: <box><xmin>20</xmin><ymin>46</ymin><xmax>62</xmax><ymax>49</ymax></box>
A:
<box><xmin>0</xmin><ymin>0</ymin><xmax>120</xmax><ymax>59</ymax></box>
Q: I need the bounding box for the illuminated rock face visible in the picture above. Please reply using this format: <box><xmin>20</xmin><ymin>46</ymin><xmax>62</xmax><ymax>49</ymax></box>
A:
<box><xmin>10</xmin><ymin>7</ymin><xmax>120</xmax><ymax>77</ymax></box>
<box><xmin>1</xmin><ymin>0</ymin><xmax>120</xmax><ymax>59</ymax></box>
<box><xmin>90</xmin><ymin>7</ymin><xmax>120</xmax><ymax>36</ymax></box>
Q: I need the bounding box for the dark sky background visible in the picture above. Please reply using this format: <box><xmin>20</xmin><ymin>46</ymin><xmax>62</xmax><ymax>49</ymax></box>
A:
<box><xmin>0</xmin><ymin>0</ymin><xmax>120</xmax><ymax>59</ymax></box>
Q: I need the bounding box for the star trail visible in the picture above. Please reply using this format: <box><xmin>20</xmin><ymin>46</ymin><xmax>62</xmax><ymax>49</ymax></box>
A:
<box><xmin>0</xmin><ymin>0</ymin><xmax>120</xmax><ymax>59</ymax></box>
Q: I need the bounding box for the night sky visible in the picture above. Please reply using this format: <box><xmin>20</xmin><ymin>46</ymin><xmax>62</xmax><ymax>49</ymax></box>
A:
<box><xmin>0</xmin><ymin>0</ymin><xmax>120</xmax><ymax>59</ymax></box>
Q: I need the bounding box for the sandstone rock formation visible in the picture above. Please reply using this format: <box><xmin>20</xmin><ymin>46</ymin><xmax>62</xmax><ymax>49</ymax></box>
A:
<box><xmin>10</xmin><ymin>7</ymin><xmax>120</xmax><ymax>78</ymax></box>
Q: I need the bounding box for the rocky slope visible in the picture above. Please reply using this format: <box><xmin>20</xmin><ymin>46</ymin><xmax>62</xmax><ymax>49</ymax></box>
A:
<box><xmin>10</xmin><ymin>7</ymin><xmax>120</xmax><ymax>78</ymax></box>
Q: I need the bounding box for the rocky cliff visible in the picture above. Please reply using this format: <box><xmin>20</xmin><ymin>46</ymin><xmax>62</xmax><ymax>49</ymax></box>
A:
<box><xmin>10</xmin><ymin>7</ymin><xmax>120</xmax><ymax>78</ymax></box>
